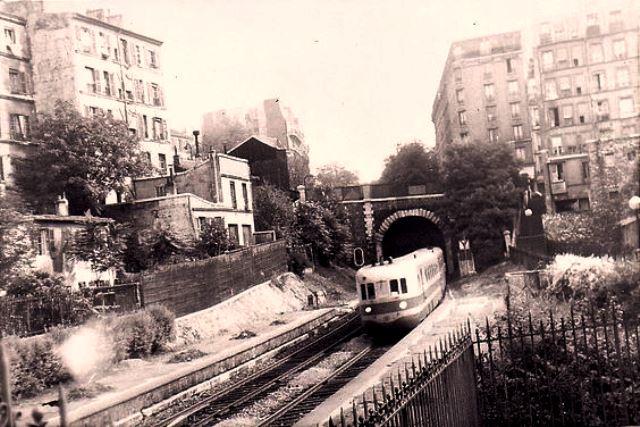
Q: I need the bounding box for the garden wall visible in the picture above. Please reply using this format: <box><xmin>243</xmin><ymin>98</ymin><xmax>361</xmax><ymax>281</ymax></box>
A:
<box><xmin>137</xmin><ymin>241</ymin><xmax>287</xmax><ymax>316</ymax></box>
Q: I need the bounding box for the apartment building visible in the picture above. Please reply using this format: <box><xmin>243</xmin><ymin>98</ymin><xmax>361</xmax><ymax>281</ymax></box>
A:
<box><xmin>531</xmin><ymin>2</ymin><xmax>639</xmax><ymax>212</ymax></box>
<box><xmin>4</xmin><ymin>2</ymin><xmax>175</xmax><ymax>174</ymax></box>
<box><xmin>432</xmin><ymin>31</ymin><xmax>535</xmax><ymax>176</ymax></box>
<box><xmin>0</xmin><ymin>10</ymin><xmax>34</xmax><ymax>187</ymax></box>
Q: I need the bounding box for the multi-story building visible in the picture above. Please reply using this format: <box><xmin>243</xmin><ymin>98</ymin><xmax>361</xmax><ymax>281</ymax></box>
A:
<box><xmin>530</xmin><ymin>2</ymin><xmax>639</xmax><ymax>212</ymax></box>
<box><xmin>202</xmin><ymin>98</ymin><xmax>310</xmax><ymax>189</ymax></box>
<box><xmin>432</xmin><ymin>31</ymin><xmax>535</xmax><ymax>176</ymax></box>
<box><xmin>0</xmin><ymin>10</ymin><xmax>35</xmax><ymax>187</ymax></box>
<box><xmin>4</xmin><ymin>2</ymin><xmax>175</xmax><ymax>174</ymax></box>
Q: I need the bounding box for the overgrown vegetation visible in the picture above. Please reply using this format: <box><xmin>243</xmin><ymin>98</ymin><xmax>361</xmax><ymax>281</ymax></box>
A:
<box><xmin>0</xmin><ymin>189</ymin><xmax>34</xmax><ymax>287</ymax></box>
<box><xmin>197</xmin><ymin>221</ymin><xmax>233</xmax><ymax>256</ymax></box>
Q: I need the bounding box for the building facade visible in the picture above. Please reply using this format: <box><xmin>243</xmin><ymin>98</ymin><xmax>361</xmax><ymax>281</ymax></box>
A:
<box><xmin>105</xmin><ymin>151</ymin><xmax>255</xmax><ymax>247</ymax></box>
<box><xmin>4</xmin><ymin>2</ymin><xmax>176</xmax><ymax>174</ymax></box>
<box><xmin>530</xmin><ymin>2</ymin><xmax>639</xmax><ymax>212</ymax></box>
<box><xmin>0</xmin><ymin>10</ymin><xmax>35</xmax><ymax>187</ymax></box>
<box><xmin>432</xmin><ymin>31</ymin><xmax>535</xmax><ymax>176</ymax></box>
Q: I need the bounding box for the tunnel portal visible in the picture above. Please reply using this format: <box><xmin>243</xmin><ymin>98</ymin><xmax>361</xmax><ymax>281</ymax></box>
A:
<box><xmin>381</xmin><ymin>216</ymin><xmax>446</xmax><ymax>259</ymax></box>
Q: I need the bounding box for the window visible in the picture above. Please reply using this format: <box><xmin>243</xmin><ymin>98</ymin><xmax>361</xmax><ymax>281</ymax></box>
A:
<box><xmin>458</xmin><ymin>110</ymin><xmax>467</xmax><ymax>125</ymax></box>
<box><xmin>513</xmin><ymin>125</ymin><xmax>524</xmax><ymax>140</ymax></box>
<box><xmin>610</xmin><ymin>10</ymin><xmax>623</xmax><ymax>32</ymax></box>
<box><xmin>596</xmin><ymin>100</ymin><xmax>609</xmax><ymax>121</ymax></box>
<box><xmin>36</xmin><ymin>228</ymin><xmax>50</xmax><ymax>256</ymax></box>
<box><xmin>590</xmin><ymin>44</ymin><xmax>604</xmax><ymax>63</ymax></box>
<box><xmin>488</xmin><ymin>128</ymin><xmax>499</xmax><ymax>142</ymax></box>
<box><xmin>545</xmin><ymin>80</ymin><xmax>558</xmax><ymax>100</ymax></box>
<box><xmin>550</xmin><ymin>161</ymin><xmax>564</xmax><ymax>180</ymax></box>
<box><xmin>4</xmin><ymin>28</ymin><xmax>15</xmax><ymax>44</ymax></box>
<box><xmin>542</xmin><ymin>51</ymin><xmax>554</xmax><ymax>70</ymax></box>
<box><xmin>155</xmin><ymin>185</ymin><xmax>166</xmax><ymax>197</ymax></box>
<box><xmin>97</xmin><ymin>32</ymin><xmax>110</xmax><ymax>58</ymax></box>
<box><xmin>366</xmin><ymin>283</ymin><xmax>376</xmax><ymax>299</ymax></box>
<box><xmin>119</xmin><ymin>38</ymin><xmax>129</xmax><ymax>64</ymax></box>
<box><xmin>577</xmin><ymin>103</ymin><xmax>588</xmax><ymax>123</ymax></box>
<box><xmin>0</xmin><ymin>156</ymin><xmax>5</xmax><ymax>182</ymax></box>
<box><xmin>148</xmin><ymin>49</ymin><xmax>158</xmax><ymax>68</ymax></box>
<box><xmin>78</xmin><ymin>26</ymin><xmax>93</xmax><ymax>53</ymax></box>
<box><xmin>558</xmin><ymin>77</ymin><xmax>571</xmax><ymax>96</ymax></box>
<box><xmin>151</xmin><ymin>83</ymin><xmax>162</xmax><ymax>106</ymax></box>
<box><xmin>548</xmin><ymin>107</ymin><xmax>560</xmax><ymax>127</ymax></box>
<box><xmin>540</xmin><ymin>22</ymin><xmax>551</xmax><ymax>43</ymax></box>
<box><xmin>507</xmin><ymin>80</ymin><xmax>519</xmax><ymax>97</ymax></box>
<box><xmin>230</xmin><ymin>181</ymin><xmax>237</xmax><ymax>209</ymax></box>
<box><xmin>85</xmin><ymin>66</ymin><xmax>99</xmax><ymax>93</ymax></box>
<box><xmin>455</xmin><ymin>89</ymin><xmax>464</xmax><ymax>103</ymax></box>
<box><xmin>145</xmin><ymin>152</ymin><xmax>152</xmax><ymax>165</ymax></box>
<box><xmin>486</xmin><ymin>106</ymin><xmax>497</xmax><ymax>121</ymax></box>
<box><xmin>242</xmin><ymin>183</ymin><xmax>249</xmax><ymax>211</ymax></box>
<box><xmin>454</xmin><ymin>67</ymin><xmax>462</xmax><ymax>82</ymax></box>
<box><xmin>592</xmin><ymin>72</ymin><xmax>606</xmax><ymax>91</ymax></box>
<box><xmin>515</xmin><ymin>147</ymin><xmax>526</xmax><ymax>161</ymax></box>
<box><xmin>460</xmin><ymin>132</ymin><xmax>469</xmax><ymax>143</ymax></box>
<box><xmin>530</xmin><ymin>106</ymin><xmax>540</xmax><ymax>127</ymax></box>
<box><xmin>604</xmin><ymin>152</ymin><xmax>614</xmax><ymax>167</ymax></box>
<box><xmin>360</xmin><ymin>284</ymin><xmax>367</xmax><ymax>300</ymax></box>
<box><xmin>551</xmin><ymin>136</ymin><xmax>562</xmax><ymax>155</ymax></box>
<box><xmin>616</xmin><ymin>68</ymin><xmax>630</xmax><ymax>87</ymax></box>
<box><xmin>135</xmin><ymin>79</ymin><xmax>145</xmax><ymax>102</ymax></box>
<box><xmin>389</xmin><ymin>279</ymin><xmax>399</xmax><ymax>294</ymax></box>
<box><xmin>571</xmin><ymin>46</ymin><xmax>582</xmax><ymax>66</ymax></box>
<box><xmin>103</xmin><ymin>71</ymin><xmax>112</xmax><ymax>96</ymax></box>
<box><xmin>556</xmin><ymin>48</ymin><xmax>568</xmax><ymax>67</ymax></box>
<box><xmin>574</xmin><ymin>75</ymin><xmax>583</xmax><ymax>95</ymax></box>
<box><xmin>510</xmin><ymin>102</ymin><xmax>520</xmax><ymax>118</ymax></box>
<box><xmin>228</xmin><ymin>224</ymin><xmax>239</xmax><ymax>246</ymax></box>
<box><xmin>10</xmin><ymin>114</ymin><xmax>29</xmax><ymax>140</ymax></box>
<box><xmin>158</xmin><ymin>153</ymin><xmax>167</xmax><ymax>172</ymax></box>
<box><xmin>627</xmin><ymin>150</ymin><xmax>637</xmax><ymax>161</ymax></box>
<box><xmin>152</xmin><ymin>117</ymin><xmax>166</xmax><ymax>140</ymax></box>
<box><xmin>143</xmin><ymin>115</ymin><xmax>149</xmax><ymax>139</ymax></box>
<box><xmin>400</xmin><ymin>278</ymin><xmax>407</xmax><ymax>293</ymax></box>
<box><xmin>612</xmin><ymin>39</ymin><xmax>626</xmax><ymax>59</ymax></box>
<box><xmin>581</xmin><ymin>161</ymin><xmax>590</xmax><ymax>180</ymax></box>
<box><xmin>561</xmin><ymin>105</ymin><xmax>573</xmax><ymax>125</ymax></box>
<box><xmin>483</xmin><ymin>83</ymin><xmax>495</xmax><ymax>101</ymax></box>
<box><xmin>506</xmin><ymin>58</ymin><xmax>514</xmax><ymax>73</ymax></box>
<box><xmin>9</xmin><ymin>68</ymin><xmax>26</xmax><ymax>94</ymax></box>
<box><xmin>135</xmin><ymin>45</ymin><xmax>142</xmax><ymax>66</ymax></box>
<box><xmin>619</xmin><ymin>97</ymin><xmax>635</xmax><ymax>118</ymax></box>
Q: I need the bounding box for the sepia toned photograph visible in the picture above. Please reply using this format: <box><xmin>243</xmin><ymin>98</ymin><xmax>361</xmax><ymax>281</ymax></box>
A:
<box><xmin>0</xmin><ymin>0</ymin><xmax>638</xmax><ymax>425</ymax></box>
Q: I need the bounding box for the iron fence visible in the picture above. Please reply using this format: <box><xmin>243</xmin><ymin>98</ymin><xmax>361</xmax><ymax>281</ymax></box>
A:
<box><xmin>328</xmin><ymin>324</ymin><xmax>479</xmax><ymax>427</ymax></box>
<box><xmin>474</xmin><ymin>305</ymin><xmax>640</xmax><ymax>426</ymax></box>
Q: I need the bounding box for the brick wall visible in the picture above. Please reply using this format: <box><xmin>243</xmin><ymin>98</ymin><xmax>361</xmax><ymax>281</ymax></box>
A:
<box><xmin>137</xmin><ymin>240</ymin><xmax>287</xmax><ymax>316</ymax></box>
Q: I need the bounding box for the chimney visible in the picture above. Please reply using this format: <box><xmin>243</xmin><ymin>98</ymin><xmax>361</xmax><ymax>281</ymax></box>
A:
<box><xmin>56</xmin><ymin>194</ymin><xmax>69</xmax><ymax>216</ymax></box>
<box><xmin>193</xmin><ymin>130</ymin><xmax>200</xmax><ymax>158</ymax></box>
<box><xmin>297</xmin><ymin>185</ymin><xmax>306</xmax><ymax>202</ymax></box>
<box><xmin>173</xmin><ymin>146</ymin><xmax>180</xmax><ymax>170</ymax></box>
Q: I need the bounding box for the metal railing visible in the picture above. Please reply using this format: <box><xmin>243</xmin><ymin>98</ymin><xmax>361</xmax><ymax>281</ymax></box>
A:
<box><xmin>328</xmin><ymin>324</ymin><xmax>479</xmax><ymax>427</ymax></box>
<box><xmin>474</xmin><ymin>306</ymin><xmax>640</xmax><ymax>426</ymax></box>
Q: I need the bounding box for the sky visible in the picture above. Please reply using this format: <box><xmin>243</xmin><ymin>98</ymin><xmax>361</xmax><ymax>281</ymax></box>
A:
<box><xmin>46</xmin><ymin>0</ymin><xmax>598</xmax><ymax>182</ymax></box>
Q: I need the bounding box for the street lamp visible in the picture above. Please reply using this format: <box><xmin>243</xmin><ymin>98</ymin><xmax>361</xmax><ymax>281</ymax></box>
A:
<box><xmin>629</xmin><ymin>195</ymin><xmax>640</xmax><ymax>254</ymax></box>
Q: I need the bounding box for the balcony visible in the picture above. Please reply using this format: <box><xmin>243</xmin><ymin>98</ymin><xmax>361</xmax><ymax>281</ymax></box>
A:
<box><xmin>551</xmin><ymin>180</ymin><xmax>567</xmax><ymax>194</ymax></box>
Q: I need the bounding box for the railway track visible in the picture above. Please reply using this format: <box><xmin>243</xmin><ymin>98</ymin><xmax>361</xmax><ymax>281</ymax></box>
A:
<box><xmin>159</xmin><ymin>310</ymin><xmax>362</xmax><ymax>427</ymax></box>
<box><xmin>257</xmin><ymin>345</ymin><xmax>391</xmax><ymax>427</ymax></box>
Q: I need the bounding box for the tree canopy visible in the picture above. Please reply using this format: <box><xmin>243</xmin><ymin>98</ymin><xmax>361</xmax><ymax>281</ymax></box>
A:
<box><xmin>315</xmin><ymin>163</ymin><xmax>359</xmax><ymax>187</ymax></box>
<box><xmin>0</xmin><ymin>190</ymin><xmax>34</xmax><ymax>286</ymax></box>
<box><xmin>252</xmin><ymin>184</ymin><xmax>295</xmax><ymax>239</ymax></box>
<box><xmin>202</xmin><ymin>115</ymin><xmax>252</xmax><ymax>153</ymax></box>
<box><xmin>441</xmin><ymin>140</ymin><xmax>525</xmax><ymax>268</ymax></box>
<box><xmin>379</xmin><ymin>141</ymin><xmax>442</xmax><ymax>190</ymax></box>
<box><xmin>13</xmin><ymin>101</ymin><xmax>150</xmax><ymax>215</ymax></box>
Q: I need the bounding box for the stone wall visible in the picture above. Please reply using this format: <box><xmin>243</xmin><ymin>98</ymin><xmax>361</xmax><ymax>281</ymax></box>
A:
<box><xmin>137</xmin><ymin>240</ymin><xmax>287</xmax><ymax>316</ymax></box>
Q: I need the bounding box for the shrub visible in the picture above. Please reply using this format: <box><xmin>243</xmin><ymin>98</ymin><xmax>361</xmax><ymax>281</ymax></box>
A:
<box><xmin>7</xmin><ymin>335</ymin><xmax>71</xmax><ymax>399</ymax></box>
<box><xmin>146</xmin><ymin>304</ymin><xmax>175</xmax><ymax>352</ymax></box>
<box><xmin>110</xmin><ymin>311</ymin><xmax>156</xmax><ymax>359</ymax></box>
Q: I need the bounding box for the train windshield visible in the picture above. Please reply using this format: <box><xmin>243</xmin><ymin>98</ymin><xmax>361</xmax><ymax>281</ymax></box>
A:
<box><xmin>400</xmin><ymin>278</ymin><xmax>407</xmax><ymax>293</ymax></box>
<box><xmin>389</xmin><ymin>279</ymin><xmax>399</xmax><ymax>294</ymax></box>
<box><xmin>366</xmin><ymin>283</ymin><xmax>376</xmax><ymax>299</ymax></box>
<box><xmin>360</xmin><ymin>283</ymin><xmax>366</xmax><ymax>300</ymax></box>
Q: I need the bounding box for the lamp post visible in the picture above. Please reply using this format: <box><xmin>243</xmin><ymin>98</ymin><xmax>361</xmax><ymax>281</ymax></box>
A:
<box><xmin>629</xmin><ymin>195</ymin><xmax>640</xmax><ymax>255</ymax></box>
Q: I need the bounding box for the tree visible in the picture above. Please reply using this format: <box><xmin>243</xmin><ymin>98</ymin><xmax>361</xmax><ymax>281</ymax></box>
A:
<box><xmin>0</xmin><ymin>190</ymin><xmax>34</xmax><ymax>286</ymax></box>
<box><xmin>315</xmin><ymin>163</ymin><xmax>359</xmax><ymax>187</ymax></box>
<box><xmin>379</xmin><ymin>141</ymin><xmax>442</xmax><ymax>190</ymax></box>
<box><xmin>197</xmin><ymin>221</ymin><xmax>231</xmax><ymax>256</ymax></box>
<box><xmin>252</xmin><ymin>184</ymin><xmax>295</xmax><ymax>239</ymax></box>
<box><xmin>13</xmin><ymin>101</ymin><xmax>150</xmax><ymax>215</ymax></box>
<box><xmin>69</xmin><ymin>222</ymin><xmax>127</xmax><ymax>272</ymax></box>
<box><xmin>441</xmin><ymin>140</ymin><xmax>525</xmax><ymax>269</ymax></box>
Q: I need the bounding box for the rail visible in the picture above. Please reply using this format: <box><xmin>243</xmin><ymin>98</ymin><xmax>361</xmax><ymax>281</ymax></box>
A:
<box><xmin>160</xmin><ymin>311</ymin><xmax>362</xmax><ymax>427</ymax></box>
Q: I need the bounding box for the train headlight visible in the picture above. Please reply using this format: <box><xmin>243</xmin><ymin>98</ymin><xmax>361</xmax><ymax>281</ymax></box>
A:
<box><xmin>399</xmin><ymin>301</ymin><xmax>408</xmax><ymax>310</ymax></box>
<box><xmin>364</xmin><ymin>306</ymin><xmax>372</xmax><ymax>313</ymax></box>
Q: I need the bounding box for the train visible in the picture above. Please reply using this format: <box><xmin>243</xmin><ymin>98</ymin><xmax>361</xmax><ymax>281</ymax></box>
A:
<box><xmin>355</xmin><ymin>247</ymin><xmax>446</xmax><ymax>334</ymax></box>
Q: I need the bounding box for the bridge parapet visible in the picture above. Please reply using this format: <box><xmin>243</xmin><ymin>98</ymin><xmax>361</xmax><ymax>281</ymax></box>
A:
<box><xmin>306</xmin><ymin>183</ymin><xmax>444</xmax><ymax>202</ymax></box>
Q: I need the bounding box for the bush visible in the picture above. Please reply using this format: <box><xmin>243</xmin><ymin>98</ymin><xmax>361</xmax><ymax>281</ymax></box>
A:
<box><xmin>146</xmin><ymin>304</ymin><xmax>175</xmax><ymax>352</ymax></box>
<box><xmin>7</xmin><ymin>335</ymin><xmax>71</xmax><ymax>399</ymax></box>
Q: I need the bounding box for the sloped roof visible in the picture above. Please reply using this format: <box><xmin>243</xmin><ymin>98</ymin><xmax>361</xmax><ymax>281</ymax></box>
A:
<box><xmin>228</xmin><ymin>135</ymin><xmax>282</xmax><ymax>153</ymax></box>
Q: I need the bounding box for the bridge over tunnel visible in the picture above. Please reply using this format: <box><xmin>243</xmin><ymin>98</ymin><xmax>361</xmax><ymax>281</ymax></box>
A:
<box><xmin>381</xmin><ymin>216</ymin><xmax>446</xmax><ymax>259</ymax></box>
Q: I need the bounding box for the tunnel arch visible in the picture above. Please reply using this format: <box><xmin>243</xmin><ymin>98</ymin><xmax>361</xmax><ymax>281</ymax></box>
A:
<box><xmin>375</xmin><ymin>209</ymin><xmax>446</xmax><ymax>260</ymax></box>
